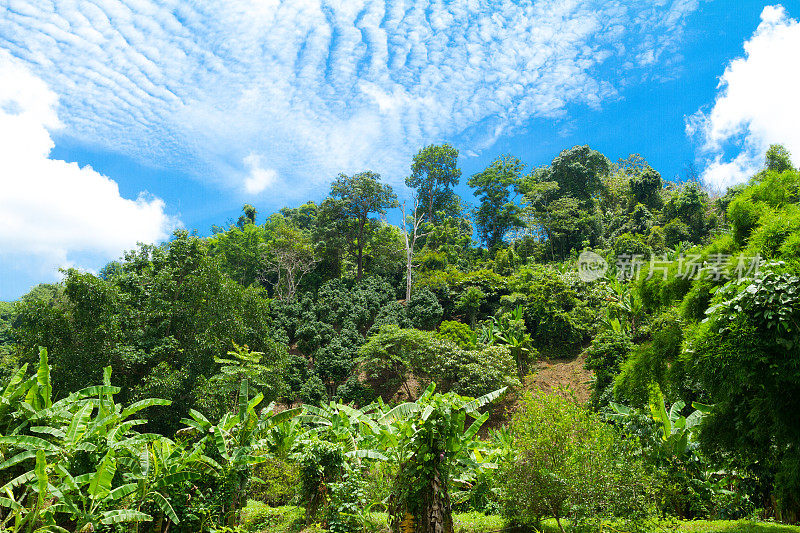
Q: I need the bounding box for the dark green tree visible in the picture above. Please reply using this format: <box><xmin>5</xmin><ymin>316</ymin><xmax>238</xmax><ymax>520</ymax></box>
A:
<box><xmin>539</xmin><ymin>145</ymin><xmax>610</xmax><ymax>202</ymax></box>
<box><xmin>236</xmin><ymin>203</ymin><xmax>258</xmax><ymax>228</ymax></box>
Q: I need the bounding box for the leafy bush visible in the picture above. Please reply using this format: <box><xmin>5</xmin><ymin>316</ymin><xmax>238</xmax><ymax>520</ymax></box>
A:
<box><xmin>438</xmin><ymin>320</ymin><xmax>477</xmax><ymax>349</ymax></box>
<box><xmin>407</xmin><ymin>287</ymin><xmax>444</xmax><ymax>330</ymax></box>
<box><xmin>585</xmin><ymin>331</ymin><xmax>634</xmax><ymax>409</ymax></box>
<box><xmin>300</xmin><ymin>374</ymin><xmax>328</xmax><ymax>404</ymax></box>
<box><xmin>685</xmin><ymin>265</ymin><xmax>800</xmax><ymax>519</ymax></box>
<box><xmin>500</xmin><ymin>390</ymin><xmax>655</xmax><ymax>531</ymax></box>
<box><xmin>613</xmin><ymin>232</ymin><xmax>652</xmax><ymax>259</ymax></box>
<box><xmin>250</xmin><ymin>458</ymin><xmax>300</xmax><ymax>506</ymax></box>
<box><xmin>614</xmin><ymin>310</ymin><xmax>683</xmax><ymax>407</ymax></box>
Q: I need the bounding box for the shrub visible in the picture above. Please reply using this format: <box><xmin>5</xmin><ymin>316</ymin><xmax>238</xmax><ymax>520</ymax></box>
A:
<box><xmin>614</xmin><ymin>310</ymin><xmax>683</xmax><ymax>407</ymax></box>
<box><xmin>407</xmin><ymin>287</ymin><xmax>444</xmax><ymax>330</ymax></box>
<box><xmin>250</xmin><ymin>458</ymin><xmax>300</xmax><ymax>506</ymax></box>
<box><xmin>613</xmin><ymin>232</ymin><xmax>652</xmax><ymax>259</ymax></box>
<box><xmin>438</xmin><ymin>320</ymin><xmax>476</xmax><ymax>349</ymax></box>
<box><xmin>499</xmin><ymin>390</ymin><xmax>655</xmax><ymax>531</ymax></box>
<box><xmin>585</xmin><ymin>332</ymin><xmax>634</xmax><ymax>409</ymax></box>
<box><xmin>300</xmin><ymin>374</ymin><xmax>328</xmax><ymax>404</ymax></box>
<box><xmin>663</xmin><ymin>219</ymin><xmax>691</xmax><ymax>248</ymax></box>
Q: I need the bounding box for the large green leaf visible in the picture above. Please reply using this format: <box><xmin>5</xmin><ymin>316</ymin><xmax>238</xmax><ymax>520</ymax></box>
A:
<box><xmin>99</xmin><ymin>509</ymin><xmax>153</xmax><ymax>525</ymax></box>
<box><xmin>151</xmin><ymin>491</ymin><xmax>179</xmax><ymax>524</ymax></box>
<box><xmin>0</xmin><ymin>435</ymin><xmax>60</xmax><ymax>453</ymax></box>
<box><xmin>461</xmin><ymin>387</ymin><xmax>507</xmax><ymax>413</ymax></box>
<box><xmin>65</xmin><ymin>402</ymin><xmax>94</xmax><ymax>446</ymax></box>
<box><xmin>88</xmin><ymin>451</ymin><xmax>117</xmax><ymax>501</ymax></box>
<box><xmin>36</xmin><ymin>348</ymin><xmax>52</xmax><ymax>409</ymax></box>
<box><xmin>34</xmin><ymin>450</ymin><xmax>47</xmax><ymax>507</ymax></box>
<box><xmin>152</xmin><ymin>472</ymin><xmax>201</xmax><ymax>490</ymax></box>
<box><xmin>462</xmin><ymin>412</ymin><xmax>490</xmax><ymax>443</ymax></box>
<box><xmin>69</xmin><ymin>385</ymin><xmax>121</xmax><ymax>401</ymax></box>
<box><xmin>237</xmin><ymin>379</ymin><xmax>249</xmax><ymax>423</ymax></box>
<box><xmin>0</xmin><ymin>450</ymin><xmax>38</xmax><ymax>470</ymax></box>
<box><xmin>345</xmin><ymin>449</ymin><xmax>388</xmax><ymax>461</ymax></box>
<box><xmin>378</xmin><ymin>402</ymin><xmax>420</xmax><ymax>423</ymax></box>
<box><xmin>213</xmin><ymin>427</ymin><xmax>229</xmax><ymax>461</ymax></box>
<box><xmin>108</xmin><ymin>483</ymin><xmax>138</xmax><ymax>501</ymax></box>
<box><xmin>120</xmin><ymin>399</ymin><xmax>171</xmax><ymax>419</ymax></box>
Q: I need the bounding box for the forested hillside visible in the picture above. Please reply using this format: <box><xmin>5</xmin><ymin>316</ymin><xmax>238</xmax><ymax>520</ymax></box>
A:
<box><xmin>1</xmin><ymin>143</ymin><xmax>799</xmax><ymax>532</ymax></box>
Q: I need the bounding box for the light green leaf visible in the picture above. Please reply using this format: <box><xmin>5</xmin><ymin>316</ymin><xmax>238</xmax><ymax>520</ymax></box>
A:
<box><xmin>99</xmin><ymin>509</ymin><xmax>153</xmax><ymax>525</ymax></box>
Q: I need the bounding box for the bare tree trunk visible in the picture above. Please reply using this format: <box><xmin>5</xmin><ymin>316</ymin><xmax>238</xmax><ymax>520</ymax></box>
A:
<box><xmin>401</xmin><ymin>197</ymin><xmax>427</xmax><ymax>302</ymax></box>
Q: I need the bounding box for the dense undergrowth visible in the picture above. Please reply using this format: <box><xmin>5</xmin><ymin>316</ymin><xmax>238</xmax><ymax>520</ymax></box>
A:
<box><xmin>1</xmin><ymin>143</ymin><xmax>799</xmax><ymax>532</ymax></box>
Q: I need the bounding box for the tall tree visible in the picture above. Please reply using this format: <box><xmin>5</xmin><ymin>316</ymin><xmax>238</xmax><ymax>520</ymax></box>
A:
<box><xmin>468</xmin><ymin>156</ymin><xmax>525</xmax><ymax>249</ymax></box>
<box><xmin>539</xmin><ymin>145</ymin><xmax>611</xmax><ymax>202</ymax></box>
<box><xmin>261</xmin><ymin>217</ymin><xmax>317</xmax><ymax>301</ymax></box>
<box><xmin>406</xmin><ymin>144</ymin><xmax>462</xmax><ymax>223</ymax></box>
<box><xmin>236</xmin><ymin>204</ymin><xmax>258</xmax><ymax>228</ymax></box>
<box><xmin>327</xmin><ymin>171</ymin><xmax>398</xmax><ymax>280</ymax></box>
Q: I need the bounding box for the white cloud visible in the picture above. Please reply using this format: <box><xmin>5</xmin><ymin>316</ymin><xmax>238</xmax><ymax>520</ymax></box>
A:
<box><xmin>0</xmin><ymin>0</ymin><xmax>701</xmax><ymax>197</ymax></box>
<box><xmin>688</xmin><ymin>4</ymin><xmax>800</xmax><ymax>189</ymax></box>
<box><xmin>243</xmin><ymin>154</ymin><xmax>279</xmax><ymax>194</ymax></box>
<box><xmin>0</xmin><ymin>52</ymin><xmax>175</xmax><ymax>280</ymax></box>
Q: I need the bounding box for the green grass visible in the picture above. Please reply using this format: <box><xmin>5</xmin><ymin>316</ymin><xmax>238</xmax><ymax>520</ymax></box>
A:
<box><xmin>240</xmin><ymin>502</ymin><xmax>800</xmax><ymax>533</ymax></box>
<box><xmin>674</xmin><ymin>520</ymin><xmax>800</xmax><ymax>533</ymax></box>
<box><xmin>241</xmin><ymin>501</ymin><xmax>305</xmax><ymax>533</ymax></box>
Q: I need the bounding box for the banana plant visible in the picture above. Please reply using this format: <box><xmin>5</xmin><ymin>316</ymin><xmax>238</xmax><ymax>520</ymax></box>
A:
<box><xmin>297</xmin><ymin>401</ymin><xmax>386</xmax><ymax>462</ymax></box>
<box><xmin>382</xmin><ymin>384</ymin><xmax>507</xmax><ymax>533</ymax></box>
<box><xmin>646</xmin><ymin>385</ymin><xmax>709</xmax><ymax>459</ymax></box>
<box><xmin>480</xmin><ymin>306</ymin><xmax>533</xmax><ymax>376</ymax></box>
<box><xmin>604</xmin><ymin>280</ymin><xmax>645</xmax><ymax>337</ymax></box>
<box><xmin>115</xmin><ymin>437</ymin><xmax>212</xmax><ymax>533</ymax></box>
<box><xmin>178</xmin><ymin>379</ymin><xmax>301</xmax><ymax>525</ymax></box>
<box><xmin>0</xmin><ymin>356</ymin><xmax>175</xmax><ymax>532</ymax></box>
<box><xmin>609</xmin><ymin>384</ymin><xmax>710</xmax><ymax>460</ymax></box>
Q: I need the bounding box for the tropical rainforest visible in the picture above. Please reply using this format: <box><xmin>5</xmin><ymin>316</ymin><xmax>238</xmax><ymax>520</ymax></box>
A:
<box><xmin>1</xmin><ymin>143</ymin><xmax>799</xmax><ymax>533</ymax></box>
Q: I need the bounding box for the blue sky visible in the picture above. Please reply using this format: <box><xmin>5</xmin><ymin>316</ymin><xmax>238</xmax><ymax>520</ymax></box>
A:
<box><xmin>2</xmin><ymin>1</ymin><xmax>799</xmax><ymax>300</ymax></box>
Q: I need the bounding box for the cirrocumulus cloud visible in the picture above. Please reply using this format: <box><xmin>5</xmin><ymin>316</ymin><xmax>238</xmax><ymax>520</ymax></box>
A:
<box><xmin>0</xmin><ymin>0</ymin><xmax>702</xmax><ymax>196</ymax></box>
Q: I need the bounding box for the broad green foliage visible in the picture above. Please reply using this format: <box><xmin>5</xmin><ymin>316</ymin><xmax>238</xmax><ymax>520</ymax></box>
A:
<box><xmin>765</xmin><ymin>144</ymin><xmax>795</xmax><ymax>173</ymax></box>
<box><xmin>0</xmin><ymin>350</ymin><xmax>202</xmax><ymax>532</ymax></box>
<box><xmin>406</xmin><ymin>287</ymin><xmax>443</xmax><ymax>330</ymax></box>
<box><xmin>684</xmin><ymin>264</ymin><xmax>800</xmax><ymax>519</ymax></box>
<box><xmin>14</xmin><ymin>232</ymin><xmax>283</xmax><ymax>434</ymax></box>
<box><xmin>326</xmin><ymin>171</ymin><xmax>398</xmax><ymax>281</ymax></box>
<box><xmin>505</xmin><ymin>265</ymin><xmax>590</xmax><ymax>351</ymax></box>
<box><xmin>385</xmin><ymin>385</ymin><xmax>507</xmax><ymax>533</ymax></box>
<box><xmin>609</xmin><ymin>386</ymin><xmax>722</xmax><ymax>520</ymax></box>
<box><xmin>585</xmin><ymin>331</ymin><xmax>633</xmax><ymax>409</ymax></box>
<box><xmin>358</xmin><ymin>325</ymin><xmax>518</xmax><ymax>401</ymax></box>
<box><xmin>614</xmin><ymin>310</ymin><xmax>684</xmax><ymax>407</ymax></box>
<box><xmin>7</xmin><ymin>142</ymin><xmax>800</xmax><ymax>526</ymax></box>
<box><xmin>539</xmin><ymin>145</ymin><xmax>611</xmax><ymax>202</ymax></box>
<box><xmin>437</xmin><ymin>321</ymin><xmax>476</xmax><ymax>349</ymax></box>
